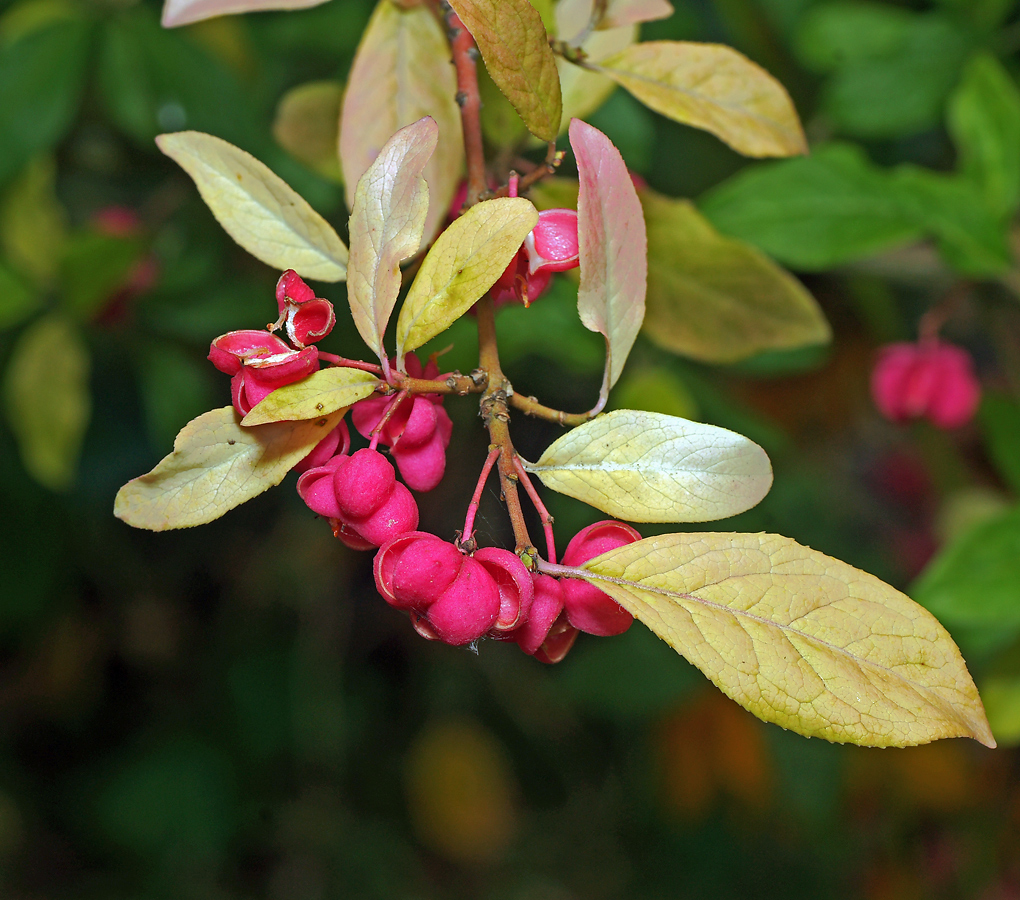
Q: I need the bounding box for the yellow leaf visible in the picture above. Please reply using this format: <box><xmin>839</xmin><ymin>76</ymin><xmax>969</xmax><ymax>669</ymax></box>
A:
<box><xmin>641</xmin><ymin>190</ymin><xmax>830</xmax><ymax>363</ymax></box>
<box><xmin>576</xmin><ymin>533</ymin><xmax>995</xmax><ymax>748</ymax></box>
<box><xmin>595</xmin><ymin>41</ymin><xmax>808</xmax><ymax>158</ymax></box>
<box><xmin>571</xmin><ymin>119</ymin><xmax>646</xmax><ymax>390</ymax></box>
<box><xmin>395</xmin><ymin>197</ymin><xmax>538</xmax><ymax>361</ymax></box>
<box><xmin>448</xmin><ymin>0</ymin><xmax>562</xmax><ymax>141</ymax></box>
<box><xmin>241</xmin><ymin>367</ymin><xmax>380</xmax><ymax>426</ymax></box>
<box><xmin>525</xmin><ymin>409</ymin><xmax>772</xmax><ymax>522</ymax></box>
<box><xmin>272</xmin><ymin>80</ymin><xmax>344</xmax><ymax>183</ymax></box>
<box><xmin>114</xmin><ymin>406</ymin><xmax>343</xmax><ymax>531</ymax></box>
<box><xmin>156</xmin><ymin>131</ymin><xmax>348</xmax><ymax>281</ymax></box>
<box><xmin>347</xmin><ymin>116</ymin><xmax>436</xmax><ymax>361</ymax></box>
<box><xmin>3</xmin><ymin>314</ymin><xmax>90</xmax><ymax>491</ymax></box>
<box><xmin>340</xmin><ymin>0</ymin><xmax>463</xmax><ymax>246</ymax></box>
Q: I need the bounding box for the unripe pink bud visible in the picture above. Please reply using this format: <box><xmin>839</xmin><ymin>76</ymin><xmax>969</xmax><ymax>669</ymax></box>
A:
<box><xmin>871</xmin><ymin>340</ymin><xmax>981</xmax><ymax>430</ymax></box>
<box><xmin>334</xmin><ymin>449</ymin><xmax>396</xmax><ymax>519</ymax></box>
<box><xmin>474</xmin><ymin>547</ymin><xmax>535</xmax><ymax>632</ymax></box>
<box><xmin>426</xmin><ymin>557</ymin><xmax>500</xmax><ymax>645</ymax></box>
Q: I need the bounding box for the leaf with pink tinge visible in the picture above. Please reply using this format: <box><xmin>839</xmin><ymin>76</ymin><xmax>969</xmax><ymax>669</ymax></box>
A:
<box><xmin>600</xmin><ymin>0</ymin><xmax>673</xmax><ymax>28</ymax></box>
<box><xmin>347</xmin><ymin>117</ymin><xmax>436</xmax><ymax>362</ymax></box>
<box><xmin>114</xmin><ymin>407</ymin><xmax>344</xmax><ymax>530</ymax></box>
<box><xmin>340</xmin><ymin>0</ymin><xmax>463</xmax><ymax>245</ymax></box>
<box><xmin>570</xmin><ymin>118</ymin><xmax>646</xmax><ymax>391</ymax></box>
<box><xmin>448</xmin><ymin>0</ymin><xmax>562</xmax><ymax>141</ymax></box>
<box><xmin>572</xmin><ymin>532</ymin><xmax>996</xmax><ymax>748</ymax></box>
<box><xmin>161</xmin><ymin>0</ymin><xmax>329</xmax><ymax>28</ymax></box>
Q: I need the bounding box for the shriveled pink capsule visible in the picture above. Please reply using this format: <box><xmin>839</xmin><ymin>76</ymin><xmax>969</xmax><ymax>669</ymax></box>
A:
<box><xmin>274</xmin><ymin>270</ymin><xmax>336</xmax><ymax>347</ymax></box>
<box><xmin>871</xmin><ymin>340</ymin><xmax>980</xmax><ymax>430</ymax></box>
<box><xmin>233</xmin><ymin>346</ymin><xmax>319</xmax><ymax>414</ymax></box>
<box><xmin>208</xmin><ymin>330</ymin><xmax>291</xmax><ymax>376</ymax></box>
<box><xmin>275</xmin><ymin>269</ymin><xmax>316</xmax><ymax>310</ymax></box>
<box><xmin>560</xmin><ymin>520</ymin><xmax>641</xmax><ymax>637</ymax></box>
<box><xmin>523</xmin><ymin>208</ymin><xmax>579</xmax><ymax>274</ymax></box>
<box><xmin>474</xmin><ymin>547</ymin><xmax>535</xmax><ymax>632</ymax></box>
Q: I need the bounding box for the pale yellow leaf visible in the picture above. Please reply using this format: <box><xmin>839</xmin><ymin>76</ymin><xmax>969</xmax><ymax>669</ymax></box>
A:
<box><xmin>600</xmin><ymin>0</ymin><xmax>673</xmax><ymax>29</ymax></box>
<box><xmin>114</xmin><ymin>406</ymin><xmax>343</xmax><ymax>531</ymax></box>
<box><xmin>396</xmin><ymin>197</ymin><xmax>538</xmax><ymax>361</ymax></box>
<box><xmin>156</xmin><ymin>131</ymin><xmax>348</xmax><ymax>281</ymax></box>
<box><xmin>525</xmin><ymin>409</ymin><xmax>772</xmax><ymax>522</ymax></box>
<box><xmin>340</xmin><ymin>0</ymin><xmax>463</xmax><ymax>245</ymax></box>
<box><xmin>571</xmin><ymin>119</ymin><xmax>646</xmax><ymax>390</ymax></box>
<box><xmin>3</xmin><ymin>314</ymin><xmax>90</xmax><ymax>491</ymax></box>
<box><xmin>241</xmin><ymin>367</ymin><xmax>380</xmax><ymax>425</ymax></box>
<box><xmin>272</xmin><ymin>80</ymin><xmax>344</xmax><ymax>183</ymax></box>
<box><xmin>595</xmin><ymin>41</ymin><xmax>808</xmax><ymax>158</ymax></box>
<box><xmin>576</xmin><ymin>533</ymin><xmax>995</xmax><ymax>748</ymax></box>
<box><xmin>161</xmin><ymin>0</ymin><xmax>330</xmax><ymax>27</ymax></box>
<box><xmin>556</xmin><ymin>24</ymin><xmax>635</xmax><ymax>132</ymax></box>
<box><xmin>448</xmin><ymin>0</ymin><xmax>562</xmax><ymax>141</ymax></box>
<box><xmin>642</xmin><ymin>190</ymin><xmax>831</xmax><ymax>362</ymax></box>
<box><xmin>347</xmin><ymin>117</ymin><xmax>436</xmax><ymax>360</ymax></box>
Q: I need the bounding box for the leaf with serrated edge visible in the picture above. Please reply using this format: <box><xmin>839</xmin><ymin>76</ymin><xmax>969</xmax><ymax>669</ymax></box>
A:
<box><xmin>594</xmin><ymin>42</ymin><xmax>807</xmax><ymax>158</ymax></box>
<box><xmin>642</xmin><ymin>190</ymin><xmax>830</xmax><ymax>363</ymax></box>
<box><xmin>525</xmin><ymin>410</ymin><xmax>772</xmax><ymax>522</ymax></box>
<box><xmin>242</xmin><ymin>368</ymin><xmax>380</xmax><ymax>426</ymax></box>
<box><xmin>575</xmin><ymin>532</ymin><xmax>995</xmax><ymax>747</ymax></box>
<box><xmin>396</xmin><ymin>197</ymin><xmax>538</xmax><ymax>361</ymax></box>
<box><xmin>157</xmin><ymin>131</ymin><xmax>348</xmax><ymax>281</ymax></box>
<box><xmin>448</xmin><ymin>0</ymin><xmax>562</xmax><ymax>141</ymax></box>
<box><xmin>340</xmin><ymin>0</ymin><xmax>463</xmax><ymax>245</ymax></box>
<box><xmin>347</xmin><ymin>117</ymin><xmax>436</xmax><ymax>360</ymax></box>
<box><xmin>571</xmin><ymin>119</ymin><xmax>646</xmax><ymax>390</ymax></box>
<box><xmin>161</xmin><ymin>0</ymin><xmax>329</xmax><ymax>28</ymax></box>
<box><xmin>114</xmin><ymin>407</ymin><xmax>343</xmax><ymax>531</ymax></box>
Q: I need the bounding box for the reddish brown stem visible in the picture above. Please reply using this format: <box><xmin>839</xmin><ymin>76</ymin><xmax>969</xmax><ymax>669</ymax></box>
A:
<box><xmin>447</xmin><ymin>11</ymin><xmax>487</xmax><ymax>207</ymax></box>
<box><xmin>460</xmin><ymin>446</ymin><xmax>501</xmax><ymax>551</ymax></box>
<box><xmin>369</xmin><ymin>390</ymin><xmax>407</xmax><ymax>451</ymax></box>
<box><xmin>492</xmin><ymin>143</ymin><xmax>564</xmax><ymax>198</ymax></box>
<box><xmin>318</xmin><ymin>353</ymin><xmax>384</xmax><ymax>375</ymax></box>
<box><xmin>513</xmin><ymin>456</ymin><xmax>556</xmax><ymax>564</ymax></box>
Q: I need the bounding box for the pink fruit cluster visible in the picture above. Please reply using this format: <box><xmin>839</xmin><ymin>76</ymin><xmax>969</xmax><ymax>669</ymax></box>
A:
<box><xmin>351</xmin><ymin>355</ymin><xmax>453</xmax><ymax>492</ymax></box>
<box><xmin>871</xmin><ymin>340</ymin><xmax>981</xmax><ymax>430</ymax></box>
<box><xmin>373</xmin><ymin>519</ymin><xmax>640</xmax><ymax>662</ymax></box>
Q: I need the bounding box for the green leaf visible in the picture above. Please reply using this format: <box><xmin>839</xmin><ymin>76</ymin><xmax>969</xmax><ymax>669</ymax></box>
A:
<box><xmin>114</xmin><ymin>406</ymin><xmax>344</xmax><ymax>530</ymax></box>
<box><xmin>0</xmin><ymin>260</ymin><xmax>38</xmax><ymax>329</ymax></box>
<box><xmin>890</xmin><ymin>165</ymin><xmax>1011</xmax><ymax>277</ymax></box>
<box><xmin>3</xmin><ymin>314</ymin><xmax>91</xmax><ymax>491</ymax></box>
<box><xmin>447</xmin><ymin>0</ymin><xmax>563</xmax><ymax>141</ymax></box>
<box><xmin>574</xmin><ymin>532</ymin><xmax>995</xmax><ymax>747</ymax></box>
<box><xmin>980</xmin><ymin>675</ymin><xmax>1020</xmax><ymax>746</ymax></box>
<box><xmin>641</xmin><ymin>190</ymin><xmax>829</xmax><ymax>363</ymax></box>
<box><xmin>594</xmin><ymin>41</ymin><xmax>807</xmax><ymax>158</ymax></box>
<box><xmin>340</xmin><ymin>0</ymin><xmax>463</xmax><ymax>245</ymax></box>
<box><xmin>347</xmin><ymin>117</ymin><xmax>436</xmax><ymax>361</ymax></box>
<box><xmin>162</xmin><ymin>0</ymin><xmax>332</xmax><ymax>28</ymax></box>
<box><xmin>395</xmin><ymin>197</ymin><xmax>538</xmax><ymax>362</ymax></box>
<box><xmin>525</xmin><ymin>409</ymin><xmax>772</xmax><ymax>523</ymax></box>
<box><xmin>0</xmin><ymin>155</ymin><xmax>67</xmax><ymax>287</ymax></box>
<box><xmin>272</xmin><ymin>80</ymin><xmax>344</xmax><ymax>183</ymax></box>
<box><xmin>794</xmin><ymin>1</ymin><xmax>912</xmax><ymax>74</ymax></box>
<box><xmin>0</xmin><ymin>20</ymin><xmax>89</xmax><ymax>188</ymax></box>
<box><xmin>60</xmin><ymin>231</ymin><xmax>146</xmax><ymax>320</ymax></box>
<box><xmin>241</xmin><ymin>367</ymin><xmax>380</xmax><ymax>426</ymax></box>
<box><xmin>571</xmin><ymin>119</ymin><xmax>646</xmax><ymax>390</ymax></box>
<box><xmin>700</xmin><ymin>143</ymin><xmax>923</xmax><ymax>270</ymax></box>
<box><xmin>156</xmin><ymin>130</ymin><xmax>348</xmax><ymax>282</ymax></box>
<box><xmin>947</xmin><ymin>53</ymin><xmax>1020</xmax><ymax>220</ymax></box>
<box><xmin>912</xmin><ymin>506</ymin><xmax>1020</xmax><ymax>629</ymax></box>
<box><xmin>979</xmin><ymin>392</ymin><xmax>1020</xmax><ymax>495</ymax></box>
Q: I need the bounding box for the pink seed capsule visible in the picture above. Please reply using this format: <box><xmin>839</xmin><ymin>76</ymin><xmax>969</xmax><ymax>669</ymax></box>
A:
<box><xmin>389</xmin><ymin>536</ymin><xmax>465</xmax><ymax>612</ymax></box>
<box><xmin>392</xmin><ymin>430</ymin><xmax>448</xmax><ymax>493</ymax></box>
<box><xmin>523</xmin><ymin>208</ymin><xmax>580</xmax><ymax>274</ymax></box>
<box><xmin>344</xmin><ymin>481</ymin><xmax>419</xmax><ymax>547</ymax></box>
<box><xmin>296</xmin><ymin>453</ymin><xmax>348</xmax><ymax>519</ymax></box>
<box><xmin>275</xmin><ymin>269</ymin><xmax>316</xmax><ymax>311</ymax></box>
<box><xmin>426</xmin><ymin>558</ymin><xmax>501</xmax><ymax>645</ymax></box>
<box><xmin>533</xmin><ymin>612</ymin><xmax>579</xmax><ymax>665</ymax></box>
<box><xmin>294</xmin><ymin>421</ymin><xmax>350</xmax><ymax>474</ymax></box>
<box><xmin>333</xmin><ymin>449</ymin><xmax>397</xmax><ymax>520</ymax></box>
<box><xmin>513</xmin><ymin>573</ymin><xmax>566</xmax><ymax>656</ymax></box>
<box><xmin>474</xmin><ymin>547</ymin><xmax>535</xmax><ymax>632</ymax></box>
<box><xmin>560</xmin><ymin>520</ymin><xmax>641</xmax><ymax>637</ymax></box>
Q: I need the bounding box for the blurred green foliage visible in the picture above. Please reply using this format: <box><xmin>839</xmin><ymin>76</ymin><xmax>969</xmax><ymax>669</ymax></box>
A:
<box><xmin>2</xmin><ymin>0</ymin><xmax>1020</xmax><ymax>897</ymax></box>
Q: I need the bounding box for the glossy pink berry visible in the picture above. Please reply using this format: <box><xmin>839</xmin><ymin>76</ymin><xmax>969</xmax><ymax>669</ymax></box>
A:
<box><xmin>871</xmin><ymin>340</ymin><xmax>981</xmax><ymax>430</ymax></box>
<box><xmin>560</xmin><ymin>520</ymin><xmax>641</xmax><ymax>637</ymax></box>
<box><xmin>474</xmin><ymin>547</ymin><xmax>535</xmax><ymax>632</ymax></box>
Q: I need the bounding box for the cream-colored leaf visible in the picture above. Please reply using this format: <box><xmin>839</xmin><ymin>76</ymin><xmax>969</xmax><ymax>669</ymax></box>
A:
<box><xmin>595</xmin><ymin>41</ymin><xmax>808</xmax><ymax>158</ymax></box>
<box><xmin>3</xmin><ymin>314</ymin><xmax>90</xmax><ymax>491</ymax></box>
<box><xmin>600</xmin><ymin>0</ymin><xmax>673</xmax><ymax>29</ymax></box>
<box><xmin>272</xmin><ymin>80</ymin><xmax>344</xmax><ymax>183</ymax></box>
<box><xmin>156</xmin><ymin>131</ymin><xmax>348</xmax><ymax>281</ymax></box>
<box><xmin>241</xmin><ymin>367</ymin><xmax>380</xmax><ymax>425</ymax></box>
<box><xmin>525</xmin><ymin>409</ymin><xmax>772</xmax><ymax>522</ymax></box>
<box><xmin>555</xmin><ymin>0</ymin><xmax>671</xmax><ymax>36</ymax></box>
<box><xmin>114</xmin><ymin>407</ymin><xmax>343</xmax><ymax>531</ymax></box>
<box><xmin>571</xmin><ymin>119</ymin><xmax>646</xmax><ymax>390</ymax></box>
<box><xmin>448</xmin><ymin>0</ymin><xmax>562</xmax><ymax>141</ymax></box>
<box><xmin>577</xmin><ymin>532</ymin><xmax>995</xmax><ymax>748</ymax></box>
<box><xmin>161</xmin><ymin>0</ymin><xmax>330</xmax><ymax>27</ymax></box>
<box><xmin>396</xmin><ymin>197</ymin><xmax>538</xmax><ymax>361</ymax></box>
<box><xmin>641</xmin><ymin>190</ymin><xmax>831</xmax><ymax>363</ymax></box>
<box><xmin>347</xmin><ymin>117</ymin><xmax>436</xmax><ymax>360</ymax></box>
<box><xmin>340</xmin><ymin>0</ymin><xmax>463</xmax><ymax>245</ymax></box>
